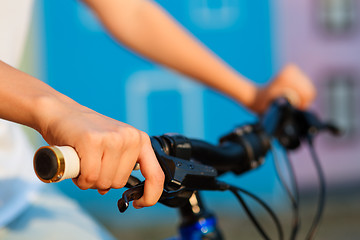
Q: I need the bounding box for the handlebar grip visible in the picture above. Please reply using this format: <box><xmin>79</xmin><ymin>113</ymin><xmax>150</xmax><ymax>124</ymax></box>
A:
<box><xmin>33</xmin><ymin>146</ymin><xmax>80</xmax><ymax>183</ymax></box>
<box><xmin>33</xmin><ymin>146</ymin><xmax>141</xmax><ymax>183</ymax></box>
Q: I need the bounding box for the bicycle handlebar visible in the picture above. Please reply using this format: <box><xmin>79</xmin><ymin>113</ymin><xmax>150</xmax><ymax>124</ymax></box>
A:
<box><xmin>33</xmin><ymin>98</ymin><xmax>339</xmax><ymax>211</ymax></box>
<box><xmin>34</xmin><ymin>126</ymin><xmax>271</xmax><ymax>212</ymax></box>
<box><xmin>32</xmin><ymin>98</ymin><xmax>341</xmax><ymax>240</ymax></box>
<box><xmin>33</xmin><ymin>126</ymin><xmax>269</xmax><ymax>183</ymax></box>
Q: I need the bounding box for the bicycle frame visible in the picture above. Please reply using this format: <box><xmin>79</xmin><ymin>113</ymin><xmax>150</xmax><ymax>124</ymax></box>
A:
<box><xmin>167</xmin><ymin>192</ymin><xmax>223</xmax><ymax>240</ymax></box>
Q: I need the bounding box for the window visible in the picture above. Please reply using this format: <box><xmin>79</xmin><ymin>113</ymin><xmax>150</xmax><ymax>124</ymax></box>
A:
<box><xmin>317</xmin><ymin>0</ymin><xmax>357</xmax><ymax>35</ymax></box>
<box><xmin>327</xmin><ymin>72</ymin><xmax>357</xmax><ymax>136</ymax></box>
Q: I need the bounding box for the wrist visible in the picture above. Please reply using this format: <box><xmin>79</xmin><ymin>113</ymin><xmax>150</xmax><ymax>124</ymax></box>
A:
<box><xmin>230</xmin><ymin>78</ymin><xmax>260</xmax><ymax>113</ymax></box>
<box><xmin>32</xmin><ymin>93</ymin><xmax>81</xmax><ymax>136</ymax></box>
<box><xmin>247</xmin><ymin>87</ymin><xmax>267</xmax><ymax>114</ymax></box>
<box><xmin>211</xmin><ymin>69</ymin><xmax>259</xmax><ymax>111</ymax></box>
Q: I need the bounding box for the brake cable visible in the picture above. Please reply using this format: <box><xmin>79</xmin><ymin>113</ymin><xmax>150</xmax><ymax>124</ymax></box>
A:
<box><xmin>228</xmin><ymin>185</ymin><xmax>284</xmax><ymax>240</ymax></box>
<box><xmin>305</xmin><ymin>136</ymin><xmax>326</xmax><ymax>240</ymax></box>
<box><xmin>271</xmin><ymin>142</ymin><xmax>300</xmax><ymax>240</ymax></box>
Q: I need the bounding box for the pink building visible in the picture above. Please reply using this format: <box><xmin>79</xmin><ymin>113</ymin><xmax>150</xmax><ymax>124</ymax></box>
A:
<box><xmin>273</xmin><ymin>0</ymin><xmax>360</xmax><ymax>187</ymax></box>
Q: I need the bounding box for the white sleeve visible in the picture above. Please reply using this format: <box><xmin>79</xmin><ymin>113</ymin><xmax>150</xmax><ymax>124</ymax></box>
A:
<box><xmin>0</xmin><ymin>0</ymin><xmax>35</xmax><ymax>67</ymax></box>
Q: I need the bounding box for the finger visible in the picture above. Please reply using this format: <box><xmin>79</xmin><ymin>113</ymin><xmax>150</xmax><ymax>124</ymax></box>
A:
<box><xmin>98</xmin><ymin>189</ymin><xmax>110</xmax><ymax>195</ymax></box>
<box><xmin>112</xmin><ymin>150</ymin><xmax>140</xmax><ymax>189</ymax></box>
<box><xmin>95</xmin><ymin>143</ymin><xmax>125</xmax><ymax>190</ymax></box>
<box><xmin>133</xmin><ymin>139</ymin><xmax>164</xmax><ymax>208</ymax></box>
<box><xmin>282</xmin><ymin>88</ymin><xmax>301</xmax><ymax>107</ymax></box>
<box><xmin>74</xmin><ymin>145</ymin><xmax>103</xmax><ymax>190</ymax></box>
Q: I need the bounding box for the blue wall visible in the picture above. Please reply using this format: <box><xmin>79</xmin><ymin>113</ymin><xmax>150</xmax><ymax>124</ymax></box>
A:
<box><xmin>41</xmin><ymin>0</ymin><xmax>277</xmax><ymax>222</ymax></box>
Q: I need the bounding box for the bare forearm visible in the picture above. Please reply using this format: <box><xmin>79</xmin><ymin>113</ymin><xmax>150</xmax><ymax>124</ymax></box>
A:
<box><xmin>0</xmin><ymin>60</ymin><xmax>78</xmax><ymax>132</ymax></box>
<box><xmin>83</xmin><ymin>0</ymin><xmax>258</xmax><ymax>107</ymax></box>
<box><xmin>0</xmin><ymin>60</ymin><xmax>165</xmax><ymax>204</ymax></box>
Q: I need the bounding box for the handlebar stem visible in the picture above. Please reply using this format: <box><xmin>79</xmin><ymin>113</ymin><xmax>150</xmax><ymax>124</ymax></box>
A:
<box><xmin>178</xmin><ymin>192</ymin><xmax>224</xmax><ymax>240</ymax></box>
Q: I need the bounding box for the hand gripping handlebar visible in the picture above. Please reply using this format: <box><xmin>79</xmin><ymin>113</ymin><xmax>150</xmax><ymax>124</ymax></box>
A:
<box><xmin>33</xmin><ymin>98</ymin><xmax>340</xmax><ymax>211</ymax></box>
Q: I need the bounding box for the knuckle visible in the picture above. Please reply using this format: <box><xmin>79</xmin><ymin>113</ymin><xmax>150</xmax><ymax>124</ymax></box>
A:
<box><xmin>76</xmin><ymin>183</ymin><xmax>89</xmax><ymax>191</ymax></box>
<box><xmin>150</xmin><ymin>165</ymin><xmax>165</xmax><ymax>183</ymax></box>
<box><xmin>76</xmin><ymin>177</ymin><xmax>91</xmax><ymax>190</ymax></box>
<box><xmin>96</xmin><ymin>179</ymin><xmax>112</xmax><ymax>190</ymax></box>
<box><xmin>84</xmin><ymin>173</ymin><xmax>99</xmax><ymax>185</ymax></box>
<box><xmin>109</xmin><ymin>126</ymin><xmax>145</xmax><ymax>150</ymax></box>
<box><xmin>140</xmin><ymin>131</ymin><xmax>150</xmax><ymax>144</ymax></box>
<box><xmin>154</xmin><ymin>174</ymin><xmax>165</xmax><ymax>188</ymax></box>
<box><xmin>84</xmin><ymin>131</ymin><xmax>102</xmax><ymax>146</ymax></box>
<box><xmin>126</xmin><ymin>127</ymin><xmax>142</xmax><ymax>144</ymax></box>
<box><xmin>112</xmin><ymin>178</ymin><xmax>127</xmax><ymax>189</ymax></box>
<box><xmin>103</xmin><ymin>133</ymin><xmax>123</xmax><ymax>150</ymax></box>
<box><xmin>105</xmin><ymin>127</ymin><xmax>140</xmax><ymax>149</ymax></box>
<box><xmin>113</xmin><ymin>127</ymin><xmax>143</xmax><ymax>150</ymax></box>
<box><xmin>153</xmin><ymin>169</ymin><xmax>165</xmax><ymax>184</ymax></box>
<box><xmin>96</xmin><ymin>178</ymin><xmax>112</xmax><ymax>190</ymax></box>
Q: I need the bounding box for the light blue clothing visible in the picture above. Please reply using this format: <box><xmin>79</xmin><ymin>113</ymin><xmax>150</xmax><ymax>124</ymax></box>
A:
<box><xmin>0</xmin><ymin>0</ymin><xmax>40</xmax><ymax>228</ymax></box>
<box><xmin>0</xmin><ymin>118</ymin><xmax>116</xmax><ymax>240</ymax></box>
<box><xmin>0</xmin><ymin>2</ymin><xmax>116</xmax><ymax>238</ymax></box>
<box><xmin>0</xmin><ymin>120</ymin><xmax>42</xmax><ymax>228</ymax></box>
<box><xmin>0</xmin><ymin>184</ymin><xmax>115</xmax><ymax>240</ymax></box>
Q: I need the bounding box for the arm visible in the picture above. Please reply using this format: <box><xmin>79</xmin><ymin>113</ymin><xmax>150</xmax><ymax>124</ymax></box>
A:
<box><xmin>0</xmin><ymin>60</ymin><xmax>164</xmax><ymax>208</ymax></box>
<box><xmin>83</xmin><ymin>0</ymin><xmax>316</xmax><ymax>113</ymax></box>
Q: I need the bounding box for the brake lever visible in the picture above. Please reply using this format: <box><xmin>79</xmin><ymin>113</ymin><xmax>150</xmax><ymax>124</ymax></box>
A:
<box><xmin>262</xmin><ymin>98</ymin><xmax>341</xmax><ymax>149</ymax></box>
<box><xmin>323</xmin><ymin>123</ymin><xmax>342</xmax><ymax>136</ymax></box>
<box><xmin>118</xmin><ymin>183</ymin><xmax>145</xmax><ymax>213</ymax></box>
<box><xmin>117</xmin><ymin>182</ymin><xmax>194</xmax><ymax>213</ymax></box>
<box><xmin>118</xmin><ymin>134</ymin><xmax>220</xmax><ymax>213</ymax></box>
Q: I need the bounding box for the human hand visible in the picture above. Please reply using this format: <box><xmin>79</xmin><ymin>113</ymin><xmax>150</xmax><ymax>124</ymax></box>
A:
<box><xmin>38</xmin><ymin>98</ymin><xmax>164</xmax><ymax>208</ymax></box>
<box><xmin>250</xmin><ymin>64</ymin><xmax>316</xmax><ymax>114</ymax></box>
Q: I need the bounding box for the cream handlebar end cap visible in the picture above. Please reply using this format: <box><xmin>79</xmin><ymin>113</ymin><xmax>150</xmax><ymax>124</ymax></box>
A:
<box><xmin>33</xmin><ymin>146</ymin><xmax>141</xmax><ymax>183</ymax></box>
<box><xmin>33</xmin><ymin>146</ymin><xmax>80</xmax><ymax>183</ymax></box>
